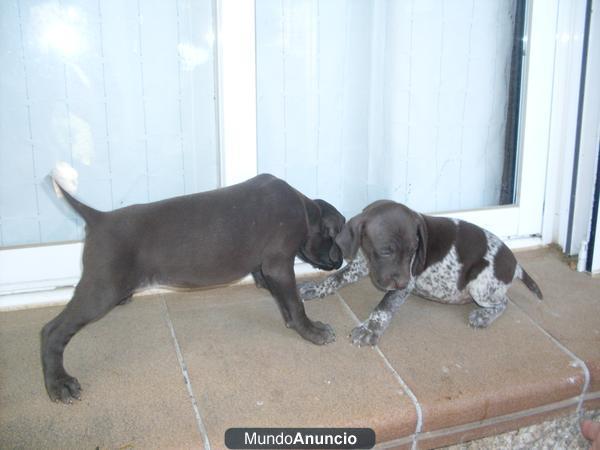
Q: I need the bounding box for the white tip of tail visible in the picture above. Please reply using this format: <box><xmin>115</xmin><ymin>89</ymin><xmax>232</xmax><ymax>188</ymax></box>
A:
<box><xmin>52</xmin><ymin>161</ymin><xmax>79</xmax><ymax>198</ymax></box>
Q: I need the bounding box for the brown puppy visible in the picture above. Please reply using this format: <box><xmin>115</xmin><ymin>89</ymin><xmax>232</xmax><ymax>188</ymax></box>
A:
<box><xmin>299</xmin><ymin>200</ymin><xmax>542</xmax><ymax>346</ymax></box>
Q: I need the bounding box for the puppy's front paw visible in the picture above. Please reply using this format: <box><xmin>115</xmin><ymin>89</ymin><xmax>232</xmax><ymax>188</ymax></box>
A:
<box><xmin>297</xmin><ymin>320</ymin><xmax>335</xmax><ymax>345</ymax></box>
<box><xmin>350</xmin><ymin>324</ymin><xmax>380</xmax><ymax>347</ymax></box>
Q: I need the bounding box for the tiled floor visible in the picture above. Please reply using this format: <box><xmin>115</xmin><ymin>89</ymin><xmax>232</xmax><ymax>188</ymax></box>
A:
<box><xmin>0</xmin><ymin>247</ymin><xmax>598</xmax><ymax>449</ymax></box>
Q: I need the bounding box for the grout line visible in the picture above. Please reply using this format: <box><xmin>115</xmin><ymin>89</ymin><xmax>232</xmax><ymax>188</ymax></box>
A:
<box><xmin>508</xmin><ymin>299</ymin><xmax>591</xmax><ymax>418</ymax></box>
<box><xmin>160</xmin><ymin>297</ymin><xmax>211</xmax><ymax>450</ymax></box>
<box><xmin>335</xmin><ymin>293</ymin><xmax>422</xmax><ymax>450</ymax></box>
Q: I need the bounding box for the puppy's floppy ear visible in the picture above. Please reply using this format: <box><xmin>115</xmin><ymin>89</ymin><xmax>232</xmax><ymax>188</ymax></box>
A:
<box><xmin>313</xmin><ymin>199</ymin><xmax>343</xmax><ymax>237</ymax></box>
<box><xmin>302</xmin><ymin>197</ymin><xmax>322</xmax><ymax>233</ymax></box>
<box><xmin>413</xmin><ymin>213</ymin><xmax>428</xmax><ymax>275</ymax></box>
<box><xmin>335</xmin><ymin>215</ymin><xmax>364</xmax><ymax>261</ymax></box>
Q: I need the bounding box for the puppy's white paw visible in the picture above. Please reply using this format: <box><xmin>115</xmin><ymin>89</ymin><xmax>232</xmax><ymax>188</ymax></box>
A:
<box><xmin>350</xmin><ymin>324</ymin><xmax>380</xmax><ymax>347</ymax></box>
<box><xmin>469</xmin><ymin>309</ymin><xmax>495</xmax><ymax>328</ymax></box>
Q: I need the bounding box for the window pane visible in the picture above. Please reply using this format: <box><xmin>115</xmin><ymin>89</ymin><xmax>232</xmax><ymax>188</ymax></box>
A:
<box><xmin>256</xmin><ymin>0</ymin><xmax>523</xmax><ymax>219</ymax></box>
<box><xmin>0</xmin><ymin>0</ymin><xmax>218</xmax><ymax>247</ymax></box>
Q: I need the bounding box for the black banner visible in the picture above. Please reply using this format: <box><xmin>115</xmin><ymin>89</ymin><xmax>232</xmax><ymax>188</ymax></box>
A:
<box><xmin>225</xmin><ymin>428</ymin><xmax>375</xmax><ymax>449</ymax></box>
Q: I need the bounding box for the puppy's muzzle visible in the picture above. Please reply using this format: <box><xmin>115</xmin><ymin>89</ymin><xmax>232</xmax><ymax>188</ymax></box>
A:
<box><xmin>373</xmin><ymin>274</ymin><xmax>410</xmax><ymax>292</ymax></box>
<box><xmin>316</xmin><ymin>257</ymin><xmax>343</xmax><ymax>271</ymax></box>
<box><xmin>331</xmin><ymin>257</ymin><xmax>343</xmax><ymax>270</ymax></box>
<box><xmin>298</xmin><ymin>249</ymin><xmax>342</xmax><ymax>271</ymax></box>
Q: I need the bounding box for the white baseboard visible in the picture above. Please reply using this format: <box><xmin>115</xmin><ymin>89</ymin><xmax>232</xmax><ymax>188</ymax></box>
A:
<box><xmin>0</xmin><ymin>262</ymin><xmax>323</xmax><ymax>312</ymax></box>
<box><xmin>507</xmin><ymin>236</ymin><xmax>545</xmax><ymax>251</ymax></box>
<box><xmin>0</xmin><ymin>287</ymin><xmax>76</xmax><ymax>312</ymax></box>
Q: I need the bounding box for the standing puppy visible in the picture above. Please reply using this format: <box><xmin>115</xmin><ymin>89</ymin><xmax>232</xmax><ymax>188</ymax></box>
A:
<box><xmin>299</xmin><ymin>200</ymin><xmax>542</xmax><ymax>346</ymax></box>
<box><xmin>43</xmin><ymin>168</ymin><xmax>345</xmax><ymax>403</ymax></box>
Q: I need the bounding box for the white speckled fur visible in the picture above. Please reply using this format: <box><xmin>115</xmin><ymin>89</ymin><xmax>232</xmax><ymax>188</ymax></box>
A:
<box><xmin>514</xmin><ymin>264</ymin><xmax>523</xmax><ymax>279</ymax></box>
<box><xmin>366</xmin><ymin>309</ymin><xmax>392</xmax><ymax>332</ymax></box>
<box><xmin>467</xmin><ymin>230</ymin><xmax>509</xmax><ymax>308</ymax></box>
<box><xmin>414</xmin><ymin>245</ymin><xmax>468</xmax><ymax>304</ymax></box>
<box><xmin>369</xmin><ymin>309</ymin><xmax>391</xmax><ymax>325</ymax></box>
<box><xmin>350</xmin><ymin>287</ymin><xmax>411</xmax><ymax>346</ymax></box>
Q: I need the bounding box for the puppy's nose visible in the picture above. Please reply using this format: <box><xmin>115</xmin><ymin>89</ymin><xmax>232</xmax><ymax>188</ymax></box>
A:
<box><xmin>388</xmin><ymin>282</ymin><xmax>402</xmax><ymax>291</ymax></box>
<box><xmin>389</xmin><ymin>277</ymin><xmax>408</xmax><ymax>291</ymax></box>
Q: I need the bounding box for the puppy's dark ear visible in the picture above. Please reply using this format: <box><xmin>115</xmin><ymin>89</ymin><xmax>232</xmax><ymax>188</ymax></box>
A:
<box><xmin>313</xmin><ymin>199</ymin><xmax>344</xmax><ymax>237</ymax></box>
<box><xmin>335</xmin><ymin>216</ymin><xmax>364</xmax><ymax>261</ymax></box>
<box><xmin>413</xmin><ymin>214</ymin><xmax>428</xmax><ymax>275</ymax></box>
<box><xmin>302</xmin><ymin>198</ymin><xmax>322</xmax><ymax>234</ymax></box>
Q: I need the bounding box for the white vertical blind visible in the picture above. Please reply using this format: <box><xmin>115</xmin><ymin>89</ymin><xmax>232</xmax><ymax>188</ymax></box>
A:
<box><xmin>256</xmin><ymin>0</ymin><xmax>517</xmax><ymax>219</ymax></box>
<box><xmin>0</xmin><ymin>0</ymin><xmax>219</xmax><ymax>247</ymax></box>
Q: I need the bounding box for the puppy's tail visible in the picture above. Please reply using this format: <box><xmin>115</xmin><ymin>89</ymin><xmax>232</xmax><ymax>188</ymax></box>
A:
<box><xmin>51</xmin><ymin>162</ymin><xmax>102</xmax><ymax>225</ymax></box>
<box><xmin>516</xmin><ymin>265</ymin><xmax>543</xmax><ymax>300</ymax></box>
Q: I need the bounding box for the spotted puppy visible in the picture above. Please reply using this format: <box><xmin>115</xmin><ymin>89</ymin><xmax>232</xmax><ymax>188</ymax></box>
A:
<box><xmin>299</xmin><ymin>200</ymin><xmax>543</xmax><ymax>346</ymax></box>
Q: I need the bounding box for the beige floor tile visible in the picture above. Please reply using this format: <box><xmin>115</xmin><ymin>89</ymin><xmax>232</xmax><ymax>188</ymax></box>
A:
<box><xmin>339</xmin><ymin>277</ymin><xmax>585</xmax><ymax>433</ymax></box>
<box><xmin>165</xmin><ymin>284</ymin><xmax>418</xmax><ymax>449</ymax></box>
<box><xmin>510</xmin><ymin>247</ymin><xmax>600</xmax><ymax>391</ymax></box>
<box><xmin>0</xmin><ymin>297</ymin><xmax>203</xmax><ymax>449</ymax></box>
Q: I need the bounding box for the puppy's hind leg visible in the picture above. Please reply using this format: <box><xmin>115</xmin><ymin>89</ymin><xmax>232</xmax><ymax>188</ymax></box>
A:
<box><xmin>251</xmin><ymin>270</ymin><xmax>268</xmax><ymax>290</ymax></box>
<box><xmin>468</xmin><ymin>289</ymin><xmax>508</xmax><ymax>329</ymax></box>
<box><xmin>41</xmin><ymin>273</ymin><xmax>132</xmax><ymax>403</ymax></box>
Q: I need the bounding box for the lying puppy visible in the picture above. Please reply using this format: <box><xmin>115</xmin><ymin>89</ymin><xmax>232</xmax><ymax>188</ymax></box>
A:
<box><xmin>42</xmin><ymin>167</ymin><xmax>344</xmax><ymax>403</ymax></box>
<box><xmin>299</xmin><ymin>200</ymin><xmax>542</xmax><ymax>346</ymax></box>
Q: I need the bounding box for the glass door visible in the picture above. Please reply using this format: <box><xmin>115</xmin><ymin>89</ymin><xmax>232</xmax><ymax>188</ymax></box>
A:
<box><xmin>252</xmin><ymin>0</ymin><xmax>553</xmax><ymax>243</ymax></box>
<box><xmin>0</xmin><ymin>0</ymin><xmax>219</xmax><ymax>294</ymax></box>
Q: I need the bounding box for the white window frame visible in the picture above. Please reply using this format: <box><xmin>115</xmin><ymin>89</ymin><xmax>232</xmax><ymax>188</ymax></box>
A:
<box><xmin>440</xmin><ymin>0</ymin><xmax>553</xmax><ymax>242</ymax></box>
<box><xmin>0</xmin><ymin>0</ymin><xmax>585</xmax><ymax>307</ymax></box>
